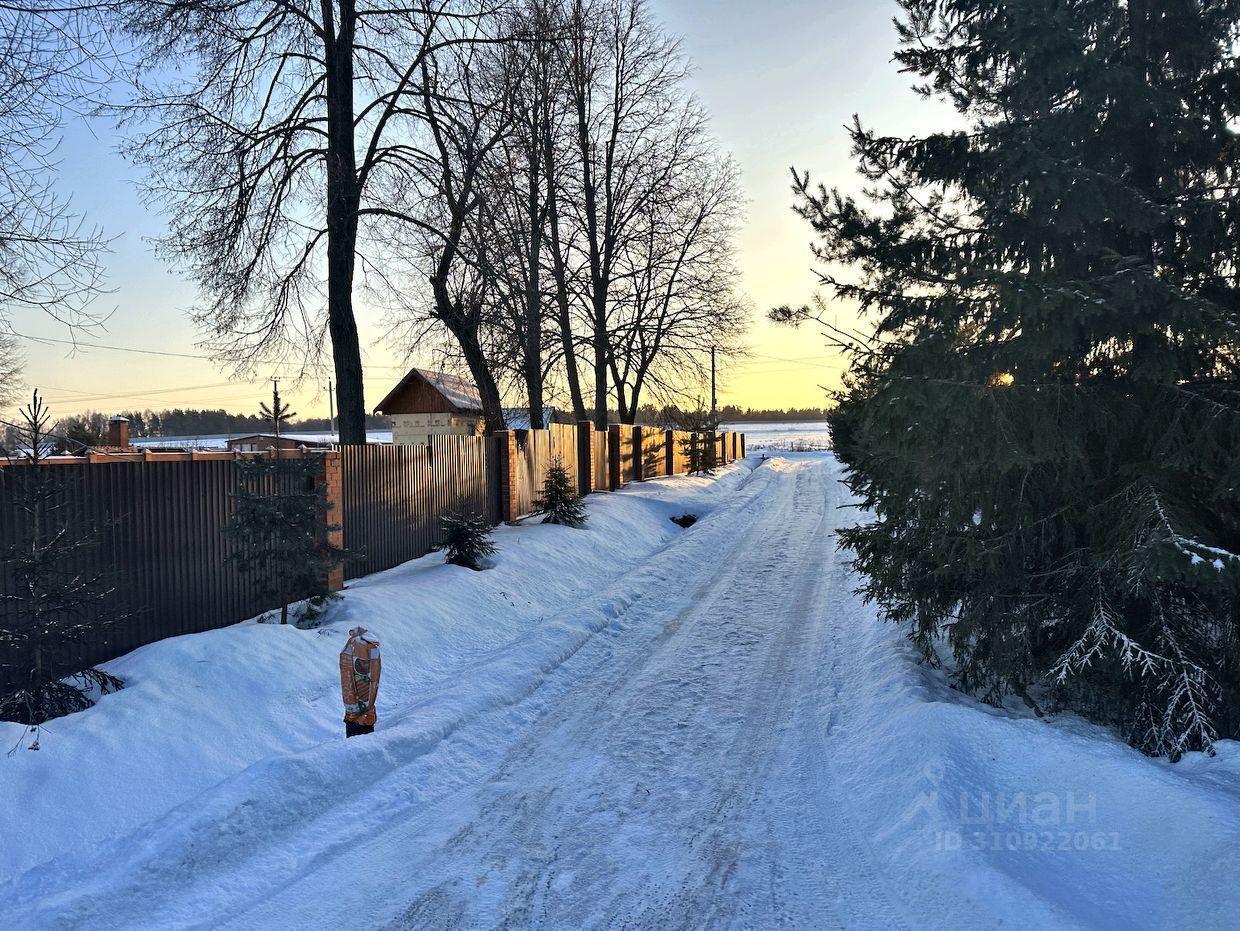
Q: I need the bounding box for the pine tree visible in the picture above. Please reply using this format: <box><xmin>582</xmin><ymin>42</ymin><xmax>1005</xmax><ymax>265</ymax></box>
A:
<box><xmin>794</xmin><ymin>0</ymin><xmax>1240</xmax><ymax>758</ymax></box>
<box><xmin>224</xmin><ymin>385</ymin><xmax>344</xmax><ymax>625</ymax></box>
<box><xmin>440</xmin><ymin>509</ymin><xmax>496</xmax><ymax>570</ymax></box>
<box><xmin>0</xmin><ymin>392</ymin><xmax>124</xmax><ymax>730</ymax></box>
<box><xmin>535</xmin><ymin>456</ymin><xmax>587</xmax><ymax>527</ymax></box>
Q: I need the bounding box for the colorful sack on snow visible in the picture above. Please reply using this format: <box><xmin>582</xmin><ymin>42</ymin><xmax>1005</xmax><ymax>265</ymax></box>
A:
<box><xmin>339</xmin><ymin>627</ymin><xmax>381</xmax><ymax>727</ymax></box>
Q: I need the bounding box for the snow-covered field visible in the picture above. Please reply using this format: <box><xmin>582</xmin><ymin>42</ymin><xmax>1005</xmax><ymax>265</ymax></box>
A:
<box><xmin>723</xmin><ymin>419</ymin><xmax>831</xmax><ymax>450</ymax></box>
<box><xmin>2</xmin><ymin>453</ymin><xmax>1238</xmax><ymax>927</ymax></box>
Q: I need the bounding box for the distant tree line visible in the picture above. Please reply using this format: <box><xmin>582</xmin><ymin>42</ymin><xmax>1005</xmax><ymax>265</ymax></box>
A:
<box><xmin>1</xmin><ymin>408</ymin><xmax>390</xmax><ymax>453</ymax></box>
<box><xmin>631</xmin><ymin>404</ymin><xmax>828</xmax><ymax>425</ymax></box>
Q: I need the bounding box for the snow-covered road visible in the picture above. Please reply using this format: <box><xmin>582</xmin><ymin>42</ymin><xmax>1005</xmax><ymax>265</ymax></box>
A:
<box><xmin>5</xmin><ymin>454</ymin><xmax>1239</xmax><ymax>928</ymax></box>
<box><xmin>377</xmin><ymin>456</ymin><xmax>908</xmax><ymax>928</ymax></box>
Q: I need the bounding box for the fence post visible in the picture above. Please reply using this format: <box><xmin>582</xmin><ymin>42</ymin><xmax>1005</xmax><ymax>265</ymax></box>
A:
<box><xmin>577</xmin><ymin>420</ymin><xmax>593</xmax><ymax>495</ymax></box>
<box><xmin>632</xmin><ymin>425</ymin><xmax>644</xmax><ymax>482</ymax></box>
<box><xmin>322</xmin><ymin>450</ymin><xmax>345</xmax><ymax>593</ymax></box>
<box><xmin>665</xmin><ymin>430</ymin><xmax>675</xmax><ymax>476</ymax></box>
<box><xmin>608</xmin><ymin>424</ymin><xmax>621</xmax><ymax>490</ymax></box>
<box><xmin>497</xmin><ymin>430</ymin><xmax>520</xmax><ymax>523</ymax></box>
<box><xmin>741</xmin><ymin>433</ymin><xmax>746</xmax><ymax>458</ymax></box>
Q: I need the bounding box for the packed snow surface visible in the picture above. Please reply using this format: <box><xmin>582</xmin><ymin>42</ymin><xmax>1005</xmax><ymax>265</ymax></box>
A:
<box><xmin>2</xmin><ymin>454</ymin><xmax>1238</xmax><ymax>927</ymax></box>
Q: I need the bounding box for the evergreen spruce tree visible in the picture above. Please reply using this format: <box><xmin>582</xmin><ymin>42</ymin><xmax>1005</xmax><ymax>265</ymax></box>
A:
<box><xmin>675</xmin><ymin>408</ymin><xmax>720</xmax><ymax>474</ymax></box>
<box><xmin>0</xmin><ymin>392</ymin><xmax>123</xmax><ymax>729</ymax></box>
<box><xmin>440</xmin><ymin>509</ymin><xmax>496</xmax><ymax>570</ymax></box>
<box><xmin>224</xmin><ymin>384</ymin><xmax>344</xmax><ymax>625</ymax></box>
<box><xmin>535</xmin><ymin>456</ymin><xmax>587</xmax><ymax>527</ymax></box>
<box><xmin>792</xmin><ymin>0</ymin><xmax>1240</xmax><ymax>758</ymax></box>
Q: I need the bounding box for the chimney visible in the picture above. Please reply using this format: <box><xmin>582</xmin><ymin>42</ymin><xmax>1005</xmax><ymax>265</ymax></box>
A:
<box><xmin>107</xmin><ymin>416</ymin><xmax>130</xmax><ymax>449</ymax></box>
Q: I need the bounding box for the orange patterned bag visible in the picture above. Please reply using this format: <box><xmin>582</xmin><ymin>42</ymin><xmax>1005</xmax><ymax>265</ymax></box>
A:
<box><xmin>339</xmin><ymin>627</ymin><xmax>381</xmax><ymax>736</ymax></box>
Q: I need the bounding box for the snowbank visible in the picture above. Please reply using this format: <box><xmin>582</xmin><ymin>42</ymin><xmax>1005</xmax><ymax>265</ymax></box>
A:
<box><xmin>3</xmin><ymin>451</ymin><xmax>1238</xmax><ymax>928</ymax></box>
<box><xmin>0</xmin><ymin>464</ymin><xmax>747</xmax><ymax>883</ymax></box>
<box><xmin>818</xmin><ymin>532</ymin><xmax>1240</xmax><ymax>925</ymax></box>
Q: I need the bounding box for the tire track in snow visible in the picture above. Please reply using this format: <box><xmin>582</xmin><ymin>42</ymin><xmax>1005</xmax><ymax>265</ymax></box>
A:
<box><xmin>374</xmin><ymin>458</ymin><xmax>909</xmax><ymax>929</ymax></box>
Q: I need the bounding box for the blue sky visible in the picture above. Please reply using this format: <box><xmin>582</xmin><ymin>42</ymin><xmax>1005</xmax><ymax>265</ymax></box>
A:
<box><xmin>10</xmin><ymin>0</ymin><xmax>955</xmax><ymax>421</ymax></box>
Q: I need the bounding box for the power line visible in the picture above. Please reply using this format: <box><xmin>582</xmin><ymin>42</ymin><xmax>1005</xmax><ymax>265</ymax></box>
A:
<box><xmin>11</xmin><ymin>331</ymin><xmax>414</xmax><ymax>372</ymax></box>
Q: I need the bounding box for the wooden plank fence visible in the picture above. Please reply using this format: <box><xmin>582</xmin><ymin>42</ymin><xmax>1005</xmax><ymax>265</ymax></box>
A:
<box><xmin>1</xmin><ymin>425</ymin><xmax>744</xmax><ymax>683</ymax></box>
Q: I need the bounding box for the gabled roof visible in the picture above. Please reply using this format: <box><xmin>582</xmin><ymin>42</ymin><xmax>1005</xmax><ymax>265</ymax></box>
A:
<box><xmin>503</xmin><ymin>407</ymin><xmax>558</xmax><ymax>430</ymax></box>
<box><xmin>374</xmin><ymin>367</ymin><xmax>483</xmax><ymax>415</ymax></box>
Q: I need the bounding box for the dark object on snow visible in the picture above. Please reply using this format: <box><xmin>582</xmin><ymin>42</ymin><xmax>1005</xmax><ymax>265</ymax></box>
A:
<box><xmin>670</xmin><ymin>513</ymin><xmax>698</xmax><ymax>528</ymax></box>
<box><xmin>440</xmin><ymin>508</ymin><xmax>497</xmax><ymax>570</ymax></box>
<box><xmin>340</xmin><ymin>627</ymin><xmax>381</xmax><ymax>735</ymax></box>
<box><xmin>535</xmin><ymin>456</ymin><xmax>587</xmax><ymax>527</ymax></box>
<box><xmin>0</xmin><ymin>392</ymin><xmax>126</xmax><ymax>728</ymax></box>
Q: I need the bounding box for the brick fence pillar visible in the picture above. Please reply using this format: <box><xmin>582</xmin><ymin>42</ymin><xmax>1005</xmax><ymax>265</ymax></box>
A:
<box><xmin>322</xmin><ymin>450</ymin><xmax>345</xmax><ymax>593</ymax></box>
<box><xmin>496</xmin><ymin>430</ymin><xmax>520</xmax><ymax>523</ymax></box>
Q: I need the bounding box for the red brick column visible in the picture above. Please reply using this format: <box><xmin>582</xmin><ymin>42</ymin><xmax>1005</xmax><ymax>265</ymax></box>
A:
<box><xmin>322</xmin><ymin>450</ymin><xmax>345</xmax><ymax>593</ymax></box>
<box><xmin>496</xmin><ymin>431</ymin><xmax>520</xmax><ymax>523</ymax></box>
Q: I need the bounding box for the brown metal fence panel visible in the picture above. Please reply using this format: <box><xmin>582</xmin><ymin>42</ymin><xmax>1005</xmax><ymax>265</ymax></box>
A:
<box><xmin>669</xmin><ymin>430</ymin><xmax>691</xmax><ymax>474</ymax></box>
<box><xmin>547</xmin><ymin>423</ymin><xmax>579</xmax><ymax>492</ymax></box>
<box><xmin>0</xmin><ymin>457</ymin><xmax>308</xmax><ymax>690</ymax></box>
<box><xmin>337</xmin><ymin>436</ymin><xmax>490</xmax><ymax>580</ymax></box>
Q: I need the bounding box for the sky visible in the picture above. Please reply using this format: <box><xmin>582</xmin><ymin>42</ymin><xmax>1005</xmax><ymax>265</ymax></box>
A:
<box><xmin>6</xmin><ymin>0</ymin><xmax>955</xmax><ymax>423</ymax></box>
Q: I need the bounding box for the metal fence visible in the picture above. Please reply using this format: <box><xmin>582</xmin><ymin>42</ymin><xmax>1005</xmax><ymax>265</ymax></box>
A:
<box><xmin>0</xmin><ymin>455</ymin><xmax>312</xmax><ymax>690</ymax></box>
<box><xmin>1</xmin><ymin>425</ymin><xmax>744</xmax><ymax>685</ymax></box>
<box><xmin>338</xmin><ymin>436</ymin><xmax>491</xmax><ymax>580</ymax></box>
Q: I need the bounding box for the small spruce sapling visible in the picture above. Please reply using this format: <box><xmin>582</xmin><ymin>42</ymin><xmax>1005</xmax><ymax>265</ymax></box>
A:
<box><xmin>224</xmin><ymin>383</ymin><xmax>345</xmax><ymax>624</ymax></box>
<box><xmin>534</xmin><ymin>456</ymin><xmax>587</xmax><ymax>527</ymax></box>
<box><xmin>0</xmin><ymin>391</ymin><xmax>124</xmax><ymax>730</ymax></box>
<box><xmin>440</xmin><ymin>509</ymin><xmax>496</xmax><ymax>570</ymax></box>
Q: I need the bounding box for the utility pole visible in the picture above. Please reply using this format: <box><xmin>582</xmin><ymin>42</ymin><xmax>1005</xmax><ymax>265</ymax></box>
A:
<box><xmin>710</xmin><ymin>346</ymin><xmax>717</xmax><ymax>417</ymax></box>
<box><xmin>327</xmin><ymin>380</ymin><xmax>336</xmax><ymax>439</ymax></box>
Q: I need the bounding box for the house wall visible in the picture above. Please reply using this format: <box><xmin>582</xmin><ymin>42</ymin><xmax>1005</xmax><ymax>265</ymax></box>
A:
<box><xmin>391</xmin><ymin>412</ymin><xmax>484</xmax><ymax>446</ymax></box>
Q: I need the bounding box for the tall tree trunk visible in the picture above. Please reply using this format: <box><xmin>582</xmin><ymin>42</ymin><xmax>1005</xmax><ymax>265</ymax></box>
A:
<box><xmin>592</xmin><ymin>297</ymin><xmax>608</xmax><ymax>428</ymax></box>
<box><xmin>524</xmin><ymin>156</ymin><xmax>545</xmax><ymax>429</ymax></box>
<box><xmin>431</xmin><ymin>279</ymin><xmax>507</xmax><ymax>434</ymax></box>
<box><xmin>545</xmin><ymin>178</ymin><xmax>585</xmax><ymax>420</ymax></box>
<box><xmin>458</xmin><ymin>325</ymin><xmax>507</xmax><ymax>434</ymax></box>
<box><xmin>323</xmin><ymin>0</ymin><xmax>367</xmax><ymax>444</ymax></box>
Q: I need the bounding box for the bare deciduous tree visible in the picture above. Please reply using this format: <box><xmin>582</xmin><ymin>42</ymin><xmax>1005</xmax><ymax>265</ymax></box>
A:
<box><xmin>561</xmin><ymin>0</ymin><xmax>692</xmax><ymax>427</ymax></box>
<box><xmin>0</xmin><ymin>5</ymin><xmax>110</xmax><ymax>400</ymax></box>
<box><xmin>607</xmin><ymin>123</ymin><xmax>747</xmax><ymax>420</ymax></box>
<box><xmin>375</xmin><ymin>36</ymin><xmax>518</xmax><ymax>432</ymax></box>
<box><xmin>118</xmin><ymin>0</ymin><xmax>497</xmax><ymax>443</ymax></box>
